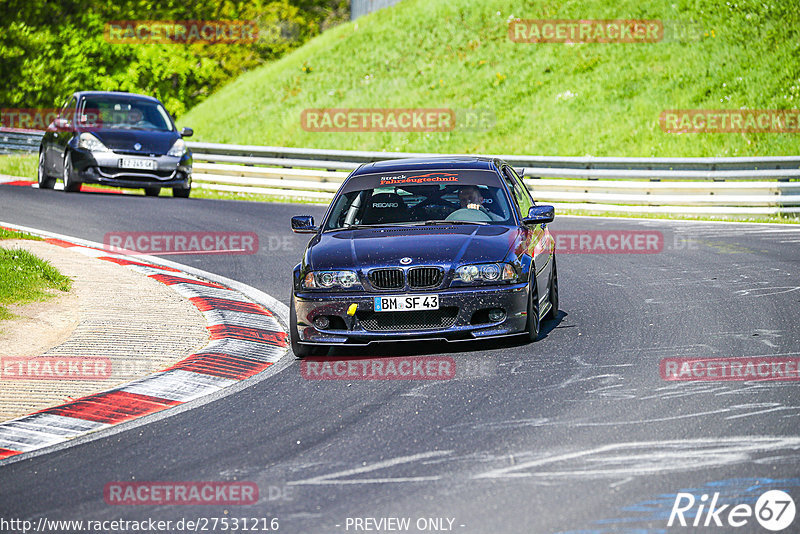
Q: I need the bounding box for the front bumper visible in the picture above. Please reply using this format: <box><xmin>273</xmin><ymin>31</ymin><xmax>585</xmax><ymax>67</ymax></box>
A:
<box><xmin>293</xmin><ymin>283</ymin><xmax>530</xmax><ymax>346</ymax></box>
<box><xmin>70</xmin><ymin>148</ymin><xmax>192</xmax><ymax>189</ymax></box>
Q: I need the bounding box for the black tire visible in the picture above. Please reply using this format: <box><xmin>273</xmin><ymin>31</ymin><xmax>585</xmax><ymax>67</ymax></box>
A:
<box><xmin>144</xmin><ymin>187</ymin><xmax>161</xmax><ymax>197</ymax></box>
<box><xmin>62</xmin><ymin>153</ymin><xmax>81</xmax><ymax>193</ymax></box>
<box><xmin>172</xmin><ymin>186</ymin><xmax>191</xmax><ymax>198</ymax></box>
<box><xmin>525</xmin><ymin>276</ymin><xmax>541</xmax><ymax>342</ymax></box>
<box><xmin>290</xmin><ymin>293</ymin><xmax>324</xmax><ymax>358</ymax></box>
<box><xmin>37</xmin><ymin>149</ymin><xmax>56</xmax><ymax>189</ymax></box>
<box><xmin>546</xmin><ymin>255</ymin><xmax>559</xmax><ymax>320</ymax></box>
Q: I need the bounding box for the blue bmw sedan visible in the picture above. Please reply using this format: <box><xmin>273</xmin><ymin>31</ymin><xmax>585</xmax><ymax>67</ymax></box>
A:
<box><xmin>290</xmin><ymin>157</ymin><xmax>557</xmax><ymax>356</ymax></box>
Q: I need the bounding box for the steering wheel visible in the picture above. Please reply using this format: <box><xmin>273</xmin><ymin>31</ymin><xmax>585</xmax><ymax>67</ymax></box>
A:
<box><xmin>408</xmin><ymin>198</ymin><xmax>460</xmax><ymax>220</ymax></box>
<box><xmin>446</xmin><ymin>207</ymin><xmax>493</xmax><ymax>223</ymax></box>
<box><xmin>133</xmin><ymin>120</ymin><xmax>157</xmax><ymax>129</ymax></box>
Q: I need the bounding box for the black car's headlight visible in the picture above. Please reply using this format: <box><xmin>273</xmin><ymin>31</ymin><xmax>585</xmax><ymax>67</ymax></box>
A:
<box><xmin>167</xmin><ymin>138</ymin><xmax>187</xmax><ymax>157</ymax></box>
<box><xmin>78</xmin><ymin>133</ymin><xmax>110</xmax><ymax>152</ymax></box>
<box><xmin>452</xmin><ymin>263</ymin><xmax>518</xmax><ymax>285</ymax></box>
<box><xmin>302</xmin><ymin>270</ymin><xmax>362</xmax><ymax>290</ymax></box>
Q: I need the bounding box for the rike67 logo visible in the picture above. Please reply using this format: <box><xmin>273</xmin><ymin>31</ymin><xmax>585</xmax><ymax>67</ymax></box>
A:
<box><xmin>669</xmin><ymin>490</ymin><xmax>795</xmax><ymax>531</ymax></box>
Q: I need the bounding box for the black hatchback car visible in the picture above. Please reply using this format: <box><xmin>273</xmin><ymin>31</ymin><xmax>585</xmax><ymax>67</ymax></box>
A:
<box><xmin>37</xmin><ymin>91</ymin><xmax>193</xmax><ymax>197</ymax></box>
<box><xmin>290</xmin><ymin>157</ymin><xmax>558</xmax><ymax>356</ymax></box>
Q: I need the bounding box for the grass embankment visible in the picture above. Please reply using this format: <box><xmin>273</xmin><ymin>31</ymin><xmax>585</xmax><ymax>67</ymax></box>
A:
<box><xmin>0</xmin><ymin>228</ymin><xmax>72</xmax><ymax>321</ymax></box>
<box><xmin>0</xmin><ymin>154</ymin><xmax>36</xmax><ymax>178</ymax></box>
<box><xmin>181</xmin><ymin>0</ymin><xmax>800</xmax><ymax>157</ymax></box>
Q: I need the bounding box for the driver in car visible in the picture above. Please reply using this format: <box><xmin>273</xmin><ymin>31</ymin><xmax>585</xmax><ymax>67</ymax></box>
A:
<box><xmin>446</xmin><ymin>185</ymin><xmax>503</xmax><ymax>222</ymax></box>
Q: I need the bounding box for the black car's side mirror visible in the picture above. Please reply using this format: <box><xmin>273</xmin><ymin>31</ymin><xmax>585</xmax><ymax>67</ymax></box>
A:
<box><xmin>291</xmin><ymin>215</ymin><xmax>318</xmax><ymax>234</ymax></box>
<box><xmin>522</xmin><ymin>205</ymin><xmax>555</xmax><ymax>225</ymax></box>
<box><xmin>180</xmin><ymin>127</ymin><xmax>194</xmax><ymax>137</ymax></box>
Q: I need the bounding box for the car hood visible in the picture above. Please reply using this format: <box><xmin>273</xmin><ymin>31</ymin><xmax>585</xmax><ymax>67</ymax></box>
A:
<box><xmin>306</xmin><ymin>225</ymin><xmax>518</xmax><ymax>269</ymax></box>
<box><xmin>87</xmin><ymin>129</ymin><xmax>179</xmax><ymax>155</ymax></box>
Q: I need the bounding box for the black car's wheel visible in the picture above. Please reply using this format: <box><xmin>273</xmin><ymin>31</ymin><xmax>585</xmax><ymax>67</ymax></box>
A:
<box><xmin>144</xmin><ymin>187</ymin><xmax>160</xmax><ymax>197</ymax></box>
<box><xmin>62</xmin><ymin>153</ymin><xmax>81</xmax><ymax>193</ymax></box>
<box><xmin>525</xmin><ymin>276</ymin><xmax>541</xmax><ymax>341</ymax></box>
<box><xmin>290</xmin><ymin>293</ymin><xmax>324</xmax><ymax>358</ymax></box>
<box><xmin>38</xmin><ymin>149</ymin><xmax>56</xmax><ymax>189</ymax></box>
<box><xmin>172</xmin><ymin>186</ymin><xmax>191</xmax><ymax>198</ymax></box>
<box><xmin>546</xmin><ymin>255</ymin><xmax>559</xmax><ymax>320</ymax></box>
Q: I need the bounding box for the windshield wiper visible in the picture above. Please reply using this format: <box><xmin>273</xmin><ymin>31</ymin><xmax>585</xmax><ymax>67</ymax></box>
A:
<box><xmin>328</xmin><ymin>223</ymin><xmax>407</xmax><ymax>232</ymax></box>
<box><xmin>417</xmin><ymin>220</ymin><xmax>488</xmax><ymax>226</ymax></box>
<box><xmin>329</xmin><ymin>220</ymin><xmax>488</xmax><ymax>232</ymax></box>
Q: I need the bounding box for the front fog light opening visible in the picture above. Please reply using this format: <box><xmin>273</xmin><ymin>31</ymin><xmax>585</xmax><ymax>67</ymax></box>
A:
<box><xmin>313</xmin><ymin>316</ymin><xmax>331</xmax><ymax>329</ymax></box>
<box><xmin>488</xmin><ymin>308</ymin><xmax>506</xmax><ymax>322</ymax></box>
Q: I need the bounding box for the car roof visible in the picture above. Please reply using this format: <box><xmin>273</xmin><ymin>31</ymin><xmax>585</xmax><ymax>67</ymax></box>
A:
<box><xmin>352</xmin><ymin>156</ymin><xmax>500</xmax><ymax>176</ymax></box>
<box><xmin>73</xmin><ymin>91</ymin><xmax>161</xmax><ymax>103</ymax></box>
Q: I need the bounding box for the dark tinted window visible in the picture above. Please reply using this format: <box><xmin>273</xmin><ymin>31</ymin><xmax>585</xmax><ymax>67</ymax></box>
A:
<box><xmin>79</xmin><ymin>97</ymin><xmax>174</xmax><ymax>131</ymax></box>
<box><xmin>59</xmin><ymin>97</ymin><xmax>77</xmax><ymax>121</ymax></box>
<box><xmin>325</xmin><ymin>170</ymin><xmax>515</xmax><ymax>229</ymax></box>
<box><xmin>502</xmin><ymin>166</ymin><xmax>532</xmax><ymax>217</ymax></box>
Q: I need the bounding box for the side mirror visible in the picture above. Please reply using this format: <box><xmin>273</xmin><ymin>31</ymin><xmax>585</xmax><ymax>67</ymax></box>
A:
<box><xmin>522</xmin><ymin>205</ymin><xmax>554</xmax><ymax>225</ymax></box>
<box><xmin>291</xmin><ymin>215</ymin><xmax>318</xmax><ymax>234</ymax></box>
<box><xmin>180</xmin><ymin>127</ymin><xmax>194</xmax><ymax>137</ymax></box>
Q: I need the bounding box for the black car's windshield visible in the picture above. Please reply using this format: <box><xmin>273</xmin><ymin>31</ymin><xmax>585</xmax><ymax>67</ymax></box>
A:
<box><xmin>324</xmin><ymin>170</ymin><xmax>515</xmax><ymax>230</ymax></box>
<box><xmin>78</xmin><ymin>97</ymin><xmax>174</xmax><ymax>132</ymax></box>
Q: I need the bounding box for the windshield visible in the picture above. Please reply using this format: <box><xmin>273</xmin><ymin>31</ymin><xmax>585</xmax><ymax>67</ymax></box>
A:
<box><xmin>78</xmin><ymin>97</ymin><xmax>174</xmax><ymax>131</ymax></box>
<box><xmin>324</xmin><ymin>170</ymin><xmax>515</xmax><ymax>230</ymax></box>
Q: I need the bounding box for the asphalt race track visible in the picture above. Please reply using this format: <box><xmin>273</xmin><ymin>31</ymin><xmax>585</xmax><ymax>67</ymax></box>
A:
<box><xmin>2</xmin><ymin>185</ymin><xmax>800</xmax><ymax>533</ymax></box>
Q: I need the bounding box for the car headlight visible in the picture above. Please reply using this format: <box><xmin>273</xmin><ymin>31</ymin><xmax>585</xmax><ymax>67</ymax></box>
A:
<box><xmin>78</xmin><ymin>133</ymin><xmax>110</xmax><ymax>152</ymax></box>
<box><xmin>167</xmin><ymin>138</ymin><xmax>186</xmax><ymax>157</ymax></box>
<box><xmin>453</xmin><ymin>263</ymin><xmax>517</xmax><ymax>284</ymax></box>
<box><xmin>302</xmin><ymin>270</ymin><xmax>361</xmax><ymax>290</ymax></box>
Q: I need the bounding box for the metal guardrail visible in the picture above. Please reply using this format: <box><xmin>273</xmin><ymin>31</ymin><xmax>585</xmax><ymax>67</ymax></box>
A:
<box><xmin>186</xmin><ymin>142</ymin><xmax>800</xmax><ymax>214</ymax></box>
<box><xmin>350</xmin><ymin>0</ymin><xmax>404</xmax><ymax>20</ymax></box>
<box><xmin>2</xmin><ymin>131</ymin><xmax>798</xmax><ymax>214</ymax></box>
<box><xmin>0</xmin><ymin>130</ymin><xmax>40</xmax><ymax>154</ymax></box>
<box><xmin>188</xmin><ymin>141</ymin><xmax>800</xmax><ymax>173</ymax></box>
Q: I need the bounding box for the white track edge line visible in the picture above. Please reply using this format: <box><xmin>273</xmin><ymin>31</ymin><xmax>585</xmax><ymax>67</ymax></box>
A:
<box><xmin>0</xmin><ymin>221</ymin><xmax>294</xmax><ymax>467</ymax></box>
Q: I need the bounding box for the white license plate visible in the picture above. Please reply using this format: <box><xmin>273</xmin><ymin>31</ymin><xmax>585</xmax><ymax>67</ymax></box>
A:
<box><xmin>119</xmin><ymin>158</ymin><xmax>156</xmax><ymax>170</ymax></box>
<box><xmin>374</xmin><ymin>295</ymin><xmax>439</xmax><ymax>312</ymax></box>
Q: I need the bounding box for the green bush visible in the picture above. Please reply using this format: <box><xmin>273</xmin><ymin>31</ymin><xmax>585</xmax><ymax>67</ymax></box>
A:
<box><xmin>0</xmin><ymin>0</ymin><xmax>348</xmax><ymax>118</ymax></box>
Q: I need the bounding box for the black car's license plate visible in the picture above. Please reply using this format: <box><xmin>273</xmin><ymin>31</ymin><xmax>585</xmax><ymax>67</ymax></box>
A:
<box><xmin>119</xmin><ymin>158</ymin><xmax>156</xmax><ymax>170</ymax></box>
<box><xmin>374</xmin><ymin>295</ymin><xmax>439</xmax><ymax>312</ymax></box>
